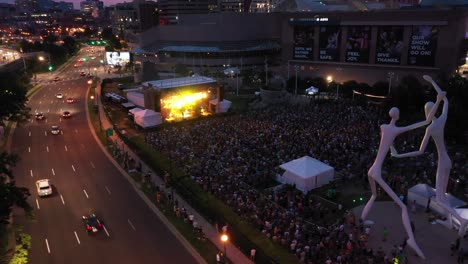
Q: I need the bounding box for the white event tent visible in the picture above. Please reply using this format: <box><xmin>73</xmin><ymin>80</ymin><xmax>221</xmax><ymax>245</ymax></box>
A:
<box><xmin>134</xmin><ymin>109</ymin><xmax>162</xmax><ymax>128</ymax></box>
<box><xmin>278</xmin><ymin>156</ymin><xmax>334</xmax><ymax>193</ymax></box>
<box><xmin>407</xmin><ymin>183</ymin><xmax>466</xmax><ymax>214</ymax></box>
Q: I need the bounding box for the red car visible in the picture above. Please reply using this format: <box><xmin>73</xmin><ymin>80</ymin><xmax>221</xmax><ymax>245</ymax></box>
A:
<box><xmin>53</xmin><ymin>77</ymin><xmax>60</xmax><ymax>82</ymax></box>
<box><xmin>80</xmin><ymin>71</ymin><xmax>86</xmax><ymax>77</ymax></box>
<box><xmin>66</xmin><ymin>98</ymin><xmax>74</xmax><ymax>103</ymax></box>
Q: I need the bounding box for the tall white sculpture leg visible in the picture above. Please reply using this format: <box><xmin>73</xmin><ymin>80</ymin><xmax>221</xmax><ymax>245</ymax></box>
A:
<box><xmin>362</xmin><ymin>89</ymin><xmax>444</xmax><ymax>259</ymax></box>
<box><xmin>391</xmin><ymin>75</ymin><xmax>467</xmax><ymax>236</ymax></box>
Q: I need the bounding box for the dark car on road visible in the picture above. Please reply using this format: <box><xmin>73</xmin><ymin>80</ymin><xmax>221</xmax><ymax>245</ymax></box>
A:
<box><xmin>62</xmin><ymin>111</ymin><xmax>72</xmax><ymax>118</ymax></box>
<box><xmin>35</xmin><ymin>112</ymin><xmax>45</xmax><ymax>120</ymax></box>
<box><xmin>51</xmin><ymin>125</ymin><xmax>60</xmax><ymax>135</ymax></box>
<box><xmin>83</xmin><ymin>213</ymin><xmax>103</xmax><ymax>233</ymax></box>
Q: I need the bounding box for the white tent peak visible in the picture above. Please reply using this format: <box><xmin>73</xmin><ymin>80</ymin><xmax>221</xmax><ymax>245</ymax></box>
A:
<box><xmin>280</xmin><ymin>156</ymin><xmax>333</xmax><ymax>179</ymax></box>
<box><xmin>278</xmin><ymin>156</ymin><xmax>334</xmax><ymax>193</ymax></box>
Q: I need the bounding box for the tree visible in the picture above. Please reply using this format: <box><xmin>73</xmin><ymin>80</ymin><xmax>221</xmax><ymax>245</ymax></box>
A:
<box><xmin>0</xmin><ymin>72</ymin><xmax>30</xmax><ymax>125</ymax></box>
<box><xmin>0</xmin><ymin>72</ymin><xmax>32</xmax><ymax>225</ymax></box>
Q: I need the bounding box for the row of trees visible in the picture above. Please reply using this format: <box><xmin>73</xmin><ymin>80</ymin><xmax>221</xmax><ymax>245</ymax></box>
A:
<box><xmin>0</xmin><ymin>71</ymin><xmax>31</xmax><ymax>227</ymax></box>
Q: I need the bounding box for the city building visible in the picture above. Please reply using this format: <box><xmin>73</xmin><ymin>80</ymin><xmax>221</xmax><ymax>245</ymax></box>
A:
<box><xmin>135</xmin><ymin>8</ymin><xmax>468</xmax><ymax>85</ymax></box>
<box><xmin>158</xmin><ymin>0</ymin><xmax>218</xmax><ymax>24</ymax></box>
<box><xmin>80</xmin><ymin>0</ymin><xmax>104</xmax><ymax>17</ymax></box>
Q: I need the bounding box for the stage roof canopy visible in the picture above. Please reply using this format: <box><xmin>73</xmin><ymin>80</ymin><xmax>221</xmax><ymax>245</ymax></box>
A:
<box><xmin>142</xmin><ymin>76</ymin><xmax>217</xmax><ymax>90</ymax></box>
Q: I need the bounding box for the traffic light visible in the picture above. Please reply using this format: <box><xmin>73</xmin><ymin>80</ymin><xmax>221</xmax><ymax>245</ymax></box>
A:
<box><xmin>82</xmin><ymin>57</ymin><xmax>87</xmax><ymax>62</ymax></box>
<box><xmin>48</xmin><ymin>65</ymin><xmax>54</xmax><ymax>71</ymax></box>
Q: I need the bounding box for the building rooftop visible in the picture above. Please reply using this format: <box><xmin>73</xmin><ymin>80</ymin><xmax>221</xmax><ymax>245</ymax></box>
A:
<box><xmin>142</xmin><ymin>76</ymin><xmax>217</xmax><ymax>89</ymax></box>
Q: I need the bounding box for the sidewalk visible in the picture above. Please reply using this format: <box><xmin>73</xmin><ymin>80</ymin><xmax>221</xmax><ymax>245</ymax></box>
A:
<box><xmin>91</xmin><ymin>78</ymin><xmax>253</xmax><ymax>264</ymax></box>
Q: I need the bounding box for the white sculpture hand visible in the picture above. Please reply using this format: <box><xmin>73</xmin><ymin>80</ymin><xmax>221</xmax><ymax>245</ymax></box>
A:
<box><xmin>390</xmin><ymin>145</ymin><xmax>398</xmax><ymax>156</ymax></box>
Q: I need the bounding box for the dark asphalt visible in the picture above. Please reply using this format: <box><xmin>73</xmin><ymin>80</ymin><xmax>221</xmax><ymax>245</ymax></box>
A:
<box><xmin>11</xmin><ymin>47</ymin><xmax>198</xmax><ymax>264</ymax></box>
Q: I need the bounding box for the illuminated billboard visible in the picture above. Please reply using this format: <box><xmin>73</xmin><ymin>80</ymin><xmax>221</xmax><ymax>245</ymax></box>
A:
<box><xmin>375</xmin><ymin>26</ymin><xmax>404</xmax><ymax>65</ymax></box>
<box><xmin>293</xmin><ymin>25</ymin><xmax>314</xmax><ymax>60</ymax></box>
<box><xmin>407</xmin><ymin>26</ymin><xmax>439</xmax><ymax>67</ymax></box>
<box><xmin>346</xmin><ymin>26</ymin><xmax>371</xmax><ymax>63</ymax></box>
<box><xmin>319</xmin><ymin>26</ymin><xmax>340</xmax><ymax>62</ymax></box>
<box><xmin>106</xmin><ymin>51</ymin><xmax>130</xmax><ymax>66</ymax></box>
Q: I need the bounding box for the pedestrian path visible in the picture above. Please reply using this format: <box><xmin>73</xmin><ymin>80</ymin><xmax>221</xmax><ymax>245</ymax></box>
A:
<box><xmin>91</xmin><ymin>77</ymin><xmax>253</xmax><ymax>264</ymax></box>
<box><xmin>352</xmin><ymin>201</ymin><xmax>463</xmax><ymax>264</ymax></box>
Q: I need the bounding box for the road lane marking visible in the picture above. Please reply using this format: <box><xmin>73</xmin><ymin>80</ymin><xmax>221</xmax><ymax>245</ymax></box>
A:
<box><xmin>39</xmin><ymin>101</ymin><xmax>42</xmax><ymax>104</ymax></box>
<box><xmin>48</xmin><ymin>109</ymin><xmax>50</xmax><ymax>113</ymax></box>
<box><xmin>72</xmin><ymin>165</ymin><xmax>76</xmax><ymax>172</ymax></box>
<box><xmin>29</xmin><ymin>131</ymin><xmax>31</xmax><ymax>137</ymax></box>
<box><xmin>81</xmin><ymin>144</ymin><xmax>85</xmax><ymax>149</ymax></box>
<box><xmin>103</xmin><ymin>226</ymin><xmax>110</xmax><ymax>237</ymax></box>
<box><xmin>60</xmin><ymin>195</ymin><xmax>65</xmax><ymax>205</ymax></box>
<box><xmin>45</xmin><ymin>119</ymin><xmax>48</xmax><ymax>123</ymax></box>
<box><xmin>51</xmin><ymin>168</ymin><xmax>55</xmax><ymax>175</ymax></box>
<box><xmin>127</xmin><ymin>219</ymin><xmax>136</xmax><ymax>231</ymax></box>
<box><xmin>59</xmin><ymin>118</ymin><xmax>62</xmax><ymax>122</ymax></box>
<box><xmin>30</xmin><ymin>170</ymin><xmax>33</xmax><ymax>177</ymax></box>
<box><xmin>83</xmin><ymin>189</ymin><xmax>89</xmax><ymax>198</ymax></box>
<box><xmin>44</xmin><ymin>131</ymin><xmax>47</xmax><ymax>136</ymax></box>
<box><xmin>90</xmin><ymin>161</ymin><xmax>95</xmax><ymax>168</ymax></box>
<box><xmin>75</xmin><ymin>129</ymin><xmax>78</xmax><ymax>133</ymax></box>
<box><xmin>74</xmin><ymin>231</ymin><xmax>80</xmax><ymax>245</ymax></box>
<box><xmin>45</xmin><ymin>239</ymin><xmax>51</xmax><ymax>254</ymax></box>
<box><xmin>28</xmin><ymin>147</ymin><xmax>30</xmax><ymax>153</ymax></box>
<box><xmin>36</xmin><ymin>199</ymin><xmax>40</xmax><ymax>209</ymax></box>
<box><xmin>30</xmin><ymin>119</ymin><xmax>33</xmax><ymax>123</ymax></box>
<box><xmin>46</xmin><ymin>146</ymin><xmax>49</xmax><ymax>152</ymax></box>
<box><xmin>105</xmin><ymin>186</ymin><xmax>111</xmax><ymax>195</ymax></box>
<box><xmin>65</xmin><ymin>145</ymin><xmax>68</xmax><ymax>151</ymax></box>
<box><xmin>60</xmin><ymin>131</ymin><xmax>63</xmax><ymax>135</ymax></box>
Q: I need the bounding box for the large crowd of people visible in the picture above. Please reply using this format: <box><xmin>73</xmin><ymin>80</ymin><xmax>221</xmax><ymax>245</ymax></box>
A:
<box><xmin>145</xmin><ymin>100</ymin><xmax>467</xmax><ymax>263</ymax></box>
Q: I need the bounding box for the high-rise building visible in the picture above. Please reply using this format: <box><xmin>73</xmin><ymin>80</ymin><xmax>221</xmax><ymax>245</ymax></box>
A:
<box><xmin>136</xmin><ymin>0</ymin><xmax>159</xmax><ymax>31</ymax></box>
<box><xmin>158</xmin><ymin>0</ymin><xmax>218</xmax><ymax>24</ymax></box>
<box><xmin>80</xmin><ymin>0</ymin><xmax>104</xmax><ymax>17</ymax></box>
<box><xmin>15</xmin><ymin>0</ymin><xmax>38</xmax><ymax>13</ymax></box>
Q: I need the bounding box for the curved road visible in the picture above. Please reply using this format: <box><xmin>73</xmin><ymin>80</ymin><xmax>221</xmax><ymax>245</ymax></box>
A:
<box><xmin>11</xmin><ymin>47</ymin><xmax>198</xmax><ymax>264</ymax></box>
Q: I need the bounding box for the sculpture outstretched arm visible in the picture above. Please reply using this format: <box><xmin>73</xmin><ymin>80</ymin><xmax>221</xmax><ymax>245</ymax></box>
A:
<box><xmin>391</xmin><ymin>92</ymin><xmax>446</xmax><ymax>158</ymax></box>
<box><xmin>423</xmin><ymin>75</ymin><xmax>443</xmax><ymax>93</ymax></box>
<box><xmin>391</xmin><ymin>129</ymin><xmax>431</xmax><ymax>158</ymax></box>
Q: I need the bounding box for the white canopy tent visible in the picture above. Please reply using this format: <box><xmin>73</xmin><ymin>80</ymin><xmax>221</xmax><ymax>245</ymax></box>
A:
<box><xmin>128</xmin><ymin>107</ymin><xmax>143</xmax><ymax>116</ymax></box>
<box><xmin>278</xmin><ymin>156</ymin><xmax>334</xmax><ymax>193</ymax></box>
<box><xmin>133</xmin><ymin>109</ymin><xmax>162</xmax><ymax>128</ymax></box>
<box><xmin>209</xmin><ymin>99</ymin><xmax>232</xmax><ymax>113</ymax></box>
<box><xmin>407</xmin><ymin>183</ymin><xmax>466</xmax><ymax>214</ymax></box>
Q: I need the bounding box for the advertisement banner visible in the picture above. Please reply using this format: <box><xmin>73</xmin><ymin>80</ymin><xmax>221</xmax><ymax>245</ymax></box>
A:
<box><xmin>345</xmin><ymin>26</ymin><xmax>371</xmax><ymax>63</ymax></box>
<box><xmin>375</xmin><ymin>26</ymin><xmax>404</xmax><ymax>65</ymax></box>
<box><xmin>407</xmin><ymin>26</ymin><xmax>439</xmax><ymax>67</ymax></box>
<box><xmin>293</xmin><ymin>25</ymin><xmax>314</xmax><ymax>60</ymax></box>
<box><xmin>319</xmin><ymin>26</ymin><xmax>340</xmax><ymax>61</ymax></box>
<box><xmin>106</xmin><ymin>51</ymin><xmax>131</xmax><ymax>66</ymax></box>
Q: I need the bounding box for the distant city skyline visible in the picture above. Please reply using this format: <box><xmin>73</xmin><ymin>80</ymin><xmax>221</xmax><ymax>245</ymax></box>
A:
<box><xmin>0</xmin><ymin>0</ymin><xmax>129</xmax><ymax>9</ymax></box>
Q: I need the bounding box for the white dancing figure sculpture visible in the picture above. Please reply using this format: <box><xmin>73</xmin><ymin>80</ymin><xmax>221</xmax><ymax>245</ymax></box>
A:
<box><xmin>361</xmin><ymin>89</ymin><xmax>444</xmax><ymax>259</ymax></box>
<box><xmin>391</xmin><ymin>75</ymin><xmax>467</xmax><ymax>236</ymax></box>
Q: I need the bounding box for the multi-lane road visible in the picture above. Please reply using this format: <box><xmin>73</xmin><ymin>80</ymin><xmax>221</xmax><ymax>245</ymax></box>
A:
<box><xmin>11</xmin><ymin>47</ymin><xmax>199</xmax><ymax>264</ymax></box>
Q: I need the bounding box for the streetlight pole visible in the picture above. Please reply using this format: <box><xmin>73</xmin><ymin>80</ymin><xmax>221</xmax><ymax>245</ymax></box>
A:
<box><xmin>387</xmin><ymin>71</ymin><xmax>395</xmax><ymax>96</ymax></box>
<box><xmin>264</xmin><ymin>56</ymin><xmax>268</xmax><ymax>86</ymax></box>
<box><xmin>236</xmin><ymin>73</ymin><xmax>239</xmax><ymax>96</ymax></box>
<box><xmin>336</xmin><ymin>67</ymin><xmax>343</xmax><ymax>100</ymax></box>
<box><xmin>221</xmin><ymin>234</ymin><xmax>229</xmax><ymax>261</ymax></box>
<box><xmin>294</xmin><ymin>65</ymin><xmax>299</xmax><ymax>96</ymax></box>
